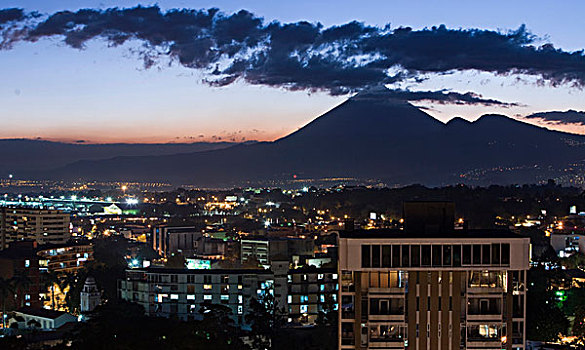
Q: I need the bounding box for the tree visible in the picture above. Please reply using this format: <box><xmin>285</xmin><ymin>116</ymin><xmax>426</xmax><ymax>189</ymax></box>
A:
<box><xmin>246</xmin><ymin>294</ymin><xmax>285</xmax><ymax>349</ymax></box>
<box><xmin>10</xmin><ymin>275</ymin><xmax>31</xmax><ymax>308</ymax></box>
<box><xmin>527</xmin><ymin>267</ymin><xmax>569</xmax><ymax>341</ymax></box>
<box><xmin>43</xmin><ymin>271</ymin><xmax>62</xmax><ymax>310</ymax></box>
<box><xmin>0</xmin><ymin>277</ymin><xmax>15</xmax><ymax>330</ymax></box>
<box><xmin>165</xmin><ymin>253</ymin><xmax>187</xmax><ymax>268</ymax></box>
<box><xmin>574</xmin><ymin>305</ymin><xmax>585</xmax><ymax>339</ymax></box>
<box><xmin>196</xmin><ymin>303</ymin><xmax>247</xmax><ymax>349</ymax></box>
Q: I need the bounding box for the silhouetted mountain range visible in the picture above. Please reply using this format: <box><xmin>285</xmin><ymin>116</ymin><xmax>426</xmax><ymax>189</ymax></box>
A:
<box><xmin>0</xmin><ymin>140</ymin><xmax>246</xmax><ymax>174</ymax></box>
<box><xmin>19</xmin><ymin>90</ymin><xmax>585</xmax><ymax>186</ymax></box>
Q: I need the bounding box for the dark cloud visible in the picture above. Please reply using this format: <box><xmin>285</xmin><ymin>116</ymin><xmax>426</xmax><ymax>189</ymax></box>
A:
<box><xmin>2</xmin><ymin>6</ymin><xmax>585</xmax><ymax>104</ymax></box>
<box><xmin>354</xmin><ymin>87</ymin><xmax>518</xmax><ymax>106</ymax></box>
<box><xmin>0</xmin><ymin>8</ymin><xmax>25</xmax><ymax>25</ymax></box>
<box><xmin>524</xmin><ymin>110</ymin><xmax>585</xmax><ymax>126</ymax></box>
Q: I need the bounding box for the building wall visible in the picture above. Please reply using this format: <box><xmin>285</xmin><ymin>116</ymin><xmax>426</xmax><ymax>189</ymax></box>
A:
<box><xmin>287</xmin><ymin>268</ymin><xmax>338</xmax><ymax>325</ymax></box>
<box><xmin>119</xmin><ymin>268</ymin><xmax>274</xmax><ymax>327</ymax></box>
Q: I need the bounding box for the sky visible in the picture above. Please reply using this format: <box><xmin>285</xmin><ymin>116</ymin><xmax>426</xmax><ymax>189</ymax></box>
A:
<box><xmin>1</xmin><ymin>0</ymin><xmax>585</xmax><ymax>143</ymax></box>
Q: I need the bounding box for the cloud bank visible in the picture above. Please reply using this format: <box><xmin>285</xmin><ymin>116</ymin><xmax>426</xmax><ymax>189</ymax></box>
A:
<box><xmin>525</xmin><ymin>110</ymin><xmax>585</xmax><ymax>126</ymax></box>
<box><xmin>2</xmin><ymin>5</ymin><xmax>585</xmax><ymax>105</ymax></box>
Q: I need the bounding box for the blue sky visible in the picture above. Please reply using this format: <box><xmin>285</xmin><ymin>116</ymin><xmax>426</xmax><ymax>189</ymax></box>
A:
<box><xmin>1</xmin><ymin>0</ymin><xmax>585</xmax><ymax>143</ymax></box>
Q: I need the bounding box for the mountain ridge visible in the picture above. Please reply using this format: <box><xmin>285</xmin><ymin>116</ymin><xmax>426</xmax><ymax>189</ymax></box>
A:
<box><xmin>19</xmin><ymin>92</ymin><xmax>585</xmax><ymax>187</ymax></box>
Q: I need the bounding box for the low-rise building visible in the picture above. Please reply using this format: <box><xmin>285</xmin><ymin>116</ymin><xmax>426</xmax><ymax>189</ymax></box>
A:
<box><xmin>10</xmin><ymin>307</ymin><xmax>77</xmax><ymax>330</ymax></box>
<box><xmin>118</xmin><ymin>267</ymin><xmax>274</xmax><ymax>326</ymax></box>
<box><xmin>37</xmin><ymin>243</ymin><xmax>93</xmax><ymax>273</ymax></box>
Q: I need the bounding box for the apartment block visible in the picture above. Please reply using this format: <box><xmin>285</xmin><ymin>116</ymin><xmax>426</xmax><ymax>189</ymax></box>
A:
<box><xmin>1</xmin><ymin>207</ymin><xmax>70</xmax><ymax>248</ymax></box>
<box><xmin>118</xmin><ymin>267</ymin><xmax>274</xmax><ymax>326</ymax></box>
<box><xmin>338</xmin><ymin>203</ymin><xmax>530</xmax><ymax>350</ymax></box>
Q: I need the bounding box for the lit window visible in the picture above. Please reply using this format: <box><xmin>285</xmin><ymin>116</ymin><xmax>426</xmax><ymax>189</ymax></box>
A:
<box><xmin>203</xmin><ymin>284</ymin><xmax>212</xmax><ymax>290</ymax></box>
<box><xmin>170</xmin><ymin>294</ymin><xmax>179</xmax><ymax>300</ymax></box>
<box><xmin>300</xmin><ymin>295</ymin><xmax>309</xmax><ymax>303</ymax></box>
<box><xmin>300</xmin><ymin>305</ymin><xmax>308</xmax><ymax>313</ymax></box>
<box><xmin>320</xmin><ymin>295</ymin><xmax>325</xmax><ymax>303</ymax></box>
<box><xmin>25</xmin><ymin>294</ymin><xmax>31</xmax><ymax>300</ymax></box>
<box><xmin>320</xmin><ymin>284</ymin><xmax>325</xmax><ymax>291</ymax></box>
<box><xmin>238</xmin><ymin>284</ymin><xmax>243</xmax><ymax>290</ymax></box>
<box><xmin>186</xmin><ymin>295</ymin><xmax>195</xmax><ymax>300</ymax></box>
<box><xmin>204</xmin><ymin>294</ymin><xmax>212</xmax><ymax>300</ymax></box>
<box><xmin>238</xmin><ymin>295</ymin><xmax>243</xmax><ymax>304</ymax></box>
<box><xmin>237</xmin><ymin>305</ymin><xmax>243</xmax><ymax>314</ymax></box>
<box><xmin>287</xmin><ymin>295</ymin><xmax>292</xmax><ymax>304</ymax></box>
<box><xmin>24</xmin><ymin>260</ymin><xmax>30</xmax><ymax>267</ymax></box>
<box><xmin>318</xmin><ymin>274</ymin><xmax>324</xmax><ymax>280</ymax></box>
<box><xmin>221</xmin><ymin>295</ymin><xmax>229</xmax><ymax>300</ymax></box>
<box><xmin>332</xmin><ymin>274</ymin><xmax>338</xmax><ymax>280</ymax></box>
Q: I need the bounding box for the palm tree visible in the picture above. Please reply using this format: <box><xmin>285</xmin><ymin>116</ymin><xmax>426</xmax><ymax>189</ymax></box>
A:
<box><xmin>0</xmin><ymin>277</ymin><xmax>15</xmax><ymax>330</ymax></box>
<box><xmin>10</xmin><ymin>275</ymin><xmax>32</xmax><ymax>308</ymax></box>
<box><xmin>42</xmin><ymin>272</ymin><xmax>61</xmax><ymax>310</ymax></box>
<box><xmin>60</xmin><ymin>272</ymin><xmax>77</xmax><ymax>312</ymax></box>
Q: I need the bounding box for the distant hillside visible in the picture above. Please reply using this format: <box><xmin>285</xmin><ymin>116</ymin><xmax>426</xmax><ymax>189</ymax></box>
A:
<box><xmin>0</xmin><ymin>140</ymin><xmax>248</xmax><ymax>175</ymax></box>
<box><xmin>25</xmin><ymin>90</ymin><xmax>585</xmax><ymax>186</ymax></box>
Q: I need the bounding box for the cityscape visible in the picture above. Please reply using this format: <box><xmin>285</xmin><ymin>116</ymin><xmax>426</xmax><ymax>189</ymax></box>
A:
<box><xmin>1</xmin><ymin>1</ymin><xmax>585</xmax><ymax>350</ymax></box>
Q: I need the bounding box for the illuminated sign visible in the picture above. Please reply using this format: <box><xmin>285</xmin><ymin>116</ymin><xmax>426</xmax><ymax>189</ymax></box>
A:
<box><xmin>186</xmin><ymin>259</ymin><xmax>211</xmax><ymax>270</ymax></box>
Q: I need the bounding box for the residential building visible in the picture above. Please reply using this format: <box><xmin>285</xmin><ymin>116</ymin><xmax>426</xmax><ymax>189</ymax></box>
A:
<box><xmin>287</xmin><ymin>266</ymin><xmax>338</xmax><ymax>325</ymax></box>
<box><xmin>550</xmin><ymin>232</ymin><xmax>585</xmax><ymax>257</ymax></box>
<box><xmin>36</xmin><ymin>243</ymin><xmax>93</xmax><ymax>273</ymax></box>
<box><xmin>118</xmin><ymin>267</ymin><xmax>274</xmax><ymax>326</ymax></box>
<box><xmin>241</xmin><ymin>237</ymin><xmax>314</xmax><ymax>265</ymax></box>
<box><xmin>1</xmin><ymin>207</ymin><xmax>70</xmax><ymax>248</ymax></box>
<box><xmin>338</xmin><ymin>202</ymin><xmax>530</xmax><ymax>350</ymax></box>
<box><xmin>0</xmin><ymin>241</ymin><xmax>41</xmax><ymax>309</ymax></box>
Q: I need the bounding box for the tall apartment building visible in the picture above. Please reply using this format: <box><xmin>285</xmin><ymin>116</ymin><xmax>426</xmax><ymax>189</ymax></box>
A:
<box><xmin>1</xmin><ymin>207</ymin><xmax>70</xmax><ymax>248</ymax></box>
<box><xmin>338</xmin><ymin>202</ymin><xmax>530</xmax><ymax>350</ymax></box>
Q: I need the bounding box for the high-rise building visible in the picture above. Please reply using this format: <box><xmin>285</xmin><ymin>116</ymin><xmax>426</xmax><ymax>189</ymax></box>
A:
<box><xmin>338</xmin><ymin>202</ymin><xmax>530</xmax><ymax>350</ymax></box>
<box><xmin>1</xmin><ymin>207</ymin><xmax>70</xmax><ymax>248</ymax></box>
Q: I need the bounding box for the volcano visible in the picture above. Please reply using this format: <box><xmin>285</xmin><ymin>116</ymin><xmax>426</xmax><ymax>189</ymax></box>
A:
<box><xmin>31</xmin><ymin>89</ymin><xmax>585</xmax><ymax>186</ymax></box>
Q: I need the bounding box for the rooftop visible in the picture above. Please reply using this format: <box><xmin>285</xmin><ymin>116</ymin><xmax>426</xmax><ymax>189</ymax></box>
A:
<box><xmin>16</xmin><ymin>307</ymin><xmax>71</xmax><ymax>320</ymax></box>
<box><xmin>338</xmin><ymin>228</ymin><xmax>524</xmax><ymax>239</ymax></box>
<box><xmin>127</xmin><ymin>266</ymin><xmax>273</xmax><ymax>275</ymax></box>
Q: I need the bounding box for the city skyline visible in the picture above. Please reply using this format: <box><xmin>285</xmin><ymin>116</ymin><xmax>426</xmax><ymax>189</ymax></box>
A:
<box><xmin>1</xmin><ymin>0</ymin><xmax>585</xmax><ymax>143</ymax></box>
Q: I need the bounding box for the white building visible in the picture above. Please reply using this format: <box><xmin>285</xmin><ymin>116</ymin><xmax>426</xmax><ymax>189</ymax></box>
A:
<box><xmin>80</xmin><ymin>276</ymin><xmax>101</xmax><ymax>313</ymax></box>
<box><xmin>11</xmin><ymin>307</ymin><xmax>77</xmax><ymax>330</ymax></box>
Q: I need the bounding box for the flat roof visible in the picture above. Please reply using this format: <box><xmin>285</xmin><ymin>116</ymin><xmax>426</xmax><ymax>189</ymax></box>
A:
<box><xmin>338</xmin><ymin>228</ymin><xmax>524</xmax><ymax>240</ymax></box>
<box><xmin>127</xmin><ymin>267</ymin><xmax>273</xmax><ymax>275</ymax></box>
